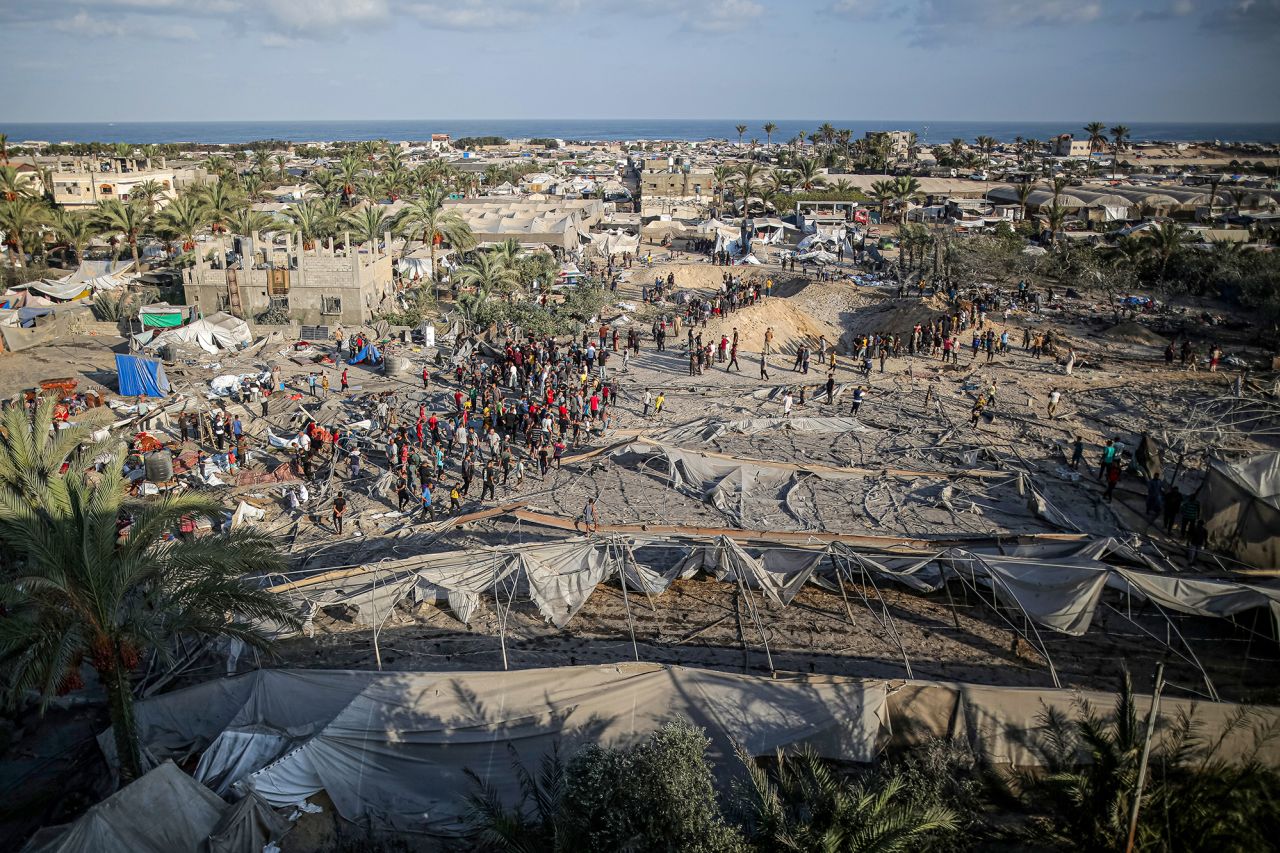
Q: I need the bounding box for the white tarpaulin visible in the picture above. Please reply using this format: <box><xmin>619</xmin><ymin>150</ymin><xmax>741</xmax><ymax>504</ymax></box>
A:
<box><xmin>148</xmin><ymin>311</ymin><xmax>252</xmax><ymax>354</ymax></box>
<box><xmin>236</xmin><ymin>664</ymin><xmax>887</xmax><ymax>832</ymax></box>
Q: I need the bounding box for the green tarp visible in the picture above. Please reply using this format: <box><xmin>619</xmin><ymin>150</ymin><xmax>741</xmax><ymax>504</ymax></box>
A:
<box><xmin>140</xmin><ymin>312</ymin><xmax>185</xmax><ymax>328</ymax></box>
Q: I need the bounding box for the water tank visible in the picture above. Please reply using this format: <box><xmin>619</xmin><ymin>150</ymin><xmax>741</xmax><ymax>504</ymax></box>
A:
<box><xmin>383</xmin><ymin>355</ymin><xmax>410</xmax><ymax>375</ymax></box>
<box><xmin>145</xmin><ymin>449</ymin><xmax>173</xmax><ymax>483</ymax></box>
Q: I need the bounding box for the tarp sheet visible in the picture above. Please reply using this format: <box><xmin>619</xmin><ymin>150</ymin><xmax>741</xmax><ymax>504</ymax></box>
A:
<box><xmin>231</xmin><ymin>664</ymin><xmax>885</xmax><ymax>832</ymax></box>
<box><xmin>20</xmin><ymin>762</ymin><xmax>227</xmax><ymax>853</ymax></box>
<box><xmin>148</xmin><ymin>311</ymin><xmax>251</xmax><ymax>354</ymax></box>
<box><xmin>348</xmin><ymin>343</ymin><xmax>382</xmax><ymax>365</ymax></box>
<box><xmin>114</xmin><ymin>354</ymin><xmax>170</xmax><ymax>398</ymax></box>
<box><xmin>1199</xmin><ymin>452</ymin><xmax>1280</xmax><ymax>570</ymax></box>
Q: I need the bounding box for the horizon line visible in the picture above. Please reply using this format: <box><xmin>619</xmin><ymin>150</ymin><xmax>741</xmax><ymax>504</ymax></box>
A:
<box><xmin>5</xmin><ymin>118</ymin><xmax>1277</xmax><ymax>126</ymax></box>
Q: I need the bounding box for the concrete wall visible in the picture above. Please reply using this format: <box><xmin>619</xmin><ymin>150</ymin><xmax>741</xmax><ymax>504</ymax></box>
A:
<box><xmin>182</xmin><ymin>233</ymin><xmax>396</xmax><ymax>326</ymax></box>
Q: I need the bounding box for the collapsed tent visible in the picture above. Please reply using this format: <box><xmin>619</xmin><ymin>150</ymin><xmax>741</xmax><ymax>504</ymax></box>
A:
<box><xmin>266</xmin><ymin>531</ymin><xmax>1280</xmax><ymax>650</ymax></box>
<box><xmin>19</xmin><ymin>760</ymin><xmax>287</xmax><ymax>853</ymax></box>
<box><xmin>146</xmin><ymin>311</ymin><xmax>252</xmax><ymax>354</ymax></box>
<box><xmin>588</xmin><ymin>229</ymin><xmax>640</xmax><ymax>257</ymax></box>
<box><xmin>1199</xmin><ymin>452</ymin><xmax>1280</xmax><ymax>570</ymax></box>
<box><xmin>348</xmin><ymin>342</ymin><xmax>382</xmax><ymax>365</ymax></box>
<box><xmin>114</xmin><ymin>354</ymin><xmax>171</xmax><ymax>398</ymax></box>
<box><xmin>103</xmin><ymin>664</ymin><xmax>1280</xmax><ymax>837</ymax></box>
<box><xmin>652</xmin><ymin>415</ymin><xmax>869</xmax><ymax>444</ymax></box>
<box><xmin>107</xmin><ymin>664</ymin><xmax>885</xmax><ymax>833</ymax></box>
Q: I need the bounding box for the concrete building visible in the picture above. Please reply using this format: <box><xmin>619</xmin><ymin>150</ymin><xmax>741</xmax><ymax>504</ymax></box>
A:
<box><xmin>28</xmin><ymin>156</ymin><xmax>209</xmax><ymax>208</ymax></box>
<box><xmin>181</xmin><ymin>231</ymin><xmax>397</xmax><ymax>326</ymax></box>
<box><xmin>867</xmin><ymin>130</ymin><xmax>914</xmax><ymax>160</ymax></box>
<box><xmin>1052</xmin><ymin>134</ymin><xmax>1092</xmax><ymax>158</ymax></box>
<box><xmin>429</xmin><ymin>134</ymin><xmax>452</xmax><ymax>153</ymax></box>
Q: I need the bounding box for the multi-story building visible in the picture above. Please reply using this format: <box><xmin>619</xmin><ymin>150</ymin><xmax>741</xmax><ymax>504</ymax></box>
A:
<box><xmin>1052</xmin><ymin>134</ymin><xmax>1092</xmax><ymax>158</ymax></box>
<box><xmin>866</xmin><ymin>130</ymin><xmax>914</xmax><ymax>160</ymax></box>
<box><xmin>32</xmin><ymin>156</ymin><xmax>209</xmax><ymax>208</ymax></box>
<box><xmin>181</xmin><ymin>231</ymin><xmax>398</xmax><ymax>326</ymax></box>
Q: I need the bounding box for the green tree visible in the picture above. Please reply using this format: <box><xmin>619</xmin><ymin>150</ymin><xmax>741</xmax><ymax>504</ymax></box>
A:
<box><xmin>733</xmin><ymin>162</ymin><xmax>765</xmax><ymax>215</ymax></box>
<box><xmin>0</xmin><ymin>400</ymin><xmax>297</xmax><ymax>783</ymax></box>
<box><xmin>155</xmin><ymin>192</ymin><xmax>207</xmax><ymax>252</ymax></box>
<box><xmin>737</xmin><ymin>745</ymin><xmax>958</xmax><ymax>852</ymax></box>
<box><xmin>93</xmin><ymin>198</ymin><xmax>150</xmax><ymax>271</ymax></box>
<box><xmin>394</xmin><ymin>190</ymin><xmax>476</xmax><ymax>286</ymax></box>
<box><xmin>456</xmin><ymin>250</ymin><xmax>520</xmax><ymax>298</ymax></box>
<box><xmin>130</xmin><ymin>178</ymin><xmax>168</xmax><ymax>215</ymax></box>
<box><xmin>344</xmin><ymin>204</ymin><xmax>394</xmax><ymax>249</ymax></box>
<box><xmin>762</xmin><ymin>122</ymin><xmax>777</xmax><ymax>148</ymax></box>
<box><xmin>793</xmin><ymin>158</ymin><xmax>825</xmax><ymax>191</ymax></box>
<box><xmin>1145</xmin><ymin>220</ymin><xmax>1190</xmax><ymax>289</ymax></box>
<box><xmin>0</xmin><ymin>197</ymin><xmax>51</xmax><ymax>271</ymax></box>
<box><xmin>284</xmin><ymin>198</ymin><xmax>336</xmax><ymax>247</ymax></box>
<box><xmin>1</xmin><ymin>164</ymin><xmax>33</xmax><ymax>202</ymax></box>
<box><xmin>52</xmin><ymin>208</ymin><xmax>96</xmax><ymax>264</ymax></box>
<box><xmin>1015</xmin><ymin>181</ymin><xmax>1036</xmax><ymax>222</ymax></box>
<box><xmin>1109</xmin><ymin>124</ymin><xmax>1130</xmax><ymax>176</ymax></box>
<box><xmin>466</xmin><ymin>721</ymin><xmax>743</xmax><ymax>853</ymax></box>
<box><xmin>199</xmin><ymin>180</ymin><xmax>244</xmax><ymax>234</ymax></box>
<box><xmin>891</xmin><ymin>175</ymin><xmax>922</xmax><ymax>222</ymax></box>
<box><xmin>227</xmin><ymin>207</ymin><xmax>281</xmax><ymax>239</ymax></box>
<box><xmin>736</xmin><ymin>124</ymin><xmax>748</xmax><ymax>147</ymax></box>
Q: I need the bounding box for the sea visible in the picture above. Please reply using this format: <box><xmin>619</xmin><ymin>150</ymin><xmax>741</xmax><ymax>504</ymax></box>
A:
<box><xmin>4</xmin><ymin>119</ymin><xmax>1279</xmax><ymax>146</ymax></box>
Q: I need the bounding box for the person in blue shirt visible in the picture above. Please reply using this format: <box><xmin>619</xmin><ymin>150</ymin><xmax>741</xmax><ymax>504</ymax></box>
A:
<box><xmin>420</xmin><ymin>482</ymin><xmax>435</xmax><ymax>520</ymax></box>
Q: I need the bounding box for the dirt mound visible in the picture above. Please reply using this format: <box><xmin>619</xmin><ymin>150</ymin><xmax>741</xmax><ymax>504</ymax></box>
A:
<box><xmin>702</xmin><ymin>297</ymin><xmax>838</xmax><ymax>354</ymax></box>
<box><xmin>1103</xmin><ymin>322</ymin><xmax>1168</xmax><ymax>346</ymax></box>
<box><xmin>840</xmin><ymin>295</ymin><xmax>952</xmax><ymax>336</ymax></box>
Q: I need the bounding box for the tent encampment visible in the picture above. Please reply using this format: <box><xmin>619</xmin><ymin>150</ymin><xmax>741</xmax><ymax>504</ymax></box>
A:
<box><xmin>115</xmin><ymin>354</ymin><xmax>171</xmax><ymax>397</ymax></box>
<box><xmin>1199</xmin><ymin>451</ymin><xmax>1280</xmax><ymax>569</ymax></box>
<box><xmin>138</xmin><ymin>304</ymin><xmax>192</xmax><ymax>329</ymax></box>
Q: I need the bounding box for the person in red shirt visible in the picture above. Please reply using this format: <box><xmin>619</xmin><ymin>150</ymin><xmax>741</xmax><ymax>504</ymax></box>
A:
<box><xmin>340</xmin><ymin>368</ymin><xmax>349</xmax><ymax>392</ymax></box>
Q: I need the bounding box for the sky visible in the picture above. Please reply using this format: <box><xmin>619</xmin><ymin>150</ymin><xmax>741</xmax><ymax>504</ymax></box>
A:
<box><xmin>0</xmin><ymin>0</ymin><xmax>1277</xmax><ymax>123</ymax></box>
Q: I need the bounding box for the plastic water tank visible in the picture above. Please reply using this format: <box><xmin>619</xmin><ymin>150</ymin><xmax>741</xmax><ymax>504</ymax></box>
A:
<box><xmin>383</xmin><ymin>355</ymin><xmax>409</xmax><ymax>375</ymax></box>
<box><xmin>145</xmin><ymin>449</ymin><xmax>173</xmax><ymax>483</ymax></box>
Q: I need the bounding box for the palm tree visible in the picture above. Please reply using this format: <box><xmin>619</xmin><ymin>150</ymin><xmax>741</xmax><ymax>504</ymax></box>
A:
<box><xmin>817</xmin><ymin>122</ymin><xmax>836</xmax><ymax>153</ymax></box>
<box><xmin>737</xmin><ymin>745</ymin><xmax>958</xmax><ymax>852</ymax></box>
<box><xmin>491</xmin><ymin>236</ymin><xmax>524</xmax><ymax>269</ymax></box>
<box><xmin>0</xmin><ymin>165</ymin><xmax>32</xmax><ymax>202</ymax></box>
<box><xmin>240</xmin><ymin>174</ymin><xmax>267</xmax><ymax>204</ymax></box>
<box><xmin>1145</xmin><ymin>220</ymin><xmax>1189</xmax><ymax>287</ymax></box>
<box><xmin>0</xmin><ymin>133</ymin><xmax>8</xmax><ymax>163</ymax></box>
<box><xmin>227</xmin><ymin>207</ymin><xmax>280</xmax><ymax>240</ymax></box>
<box><xmin>732</xmin><ymin>161</ymin><xmax>765</xmax><ymax>216</ymax></box>
<box><xmin>868</xmin><ymin>179</ymin><xmax>895</xmax><ymax>225</ymax></box>
<box><xmin>338</xmin><ymin>153</ymin><xmax>363</xmax><ymax>206</ymax></box>
<box><xmin>284</xmin><ymin>199</ymin><xmax>336</xmax><ymax>248</ymax></box>
<box><xmin>0</xmin><ymin>197</ymin><xmax>51</xmax><ymax>270</ymax></box>
<box><xmin>93</xmin><ymin>199</ymin><xmax>150</xmax><ymax>271</ymax></box>
<box><xmin>1015</xmin><ymin>181</ymin><xmax>1036</xmax><ymax>222</ymax></box>
<box><xmin>129</xmin><ymin>179</ymin><xmax>167</xmax><ymax>215</ymax></box>
<box><xmin>735</xmin><ymin>124</ymin><xmax>747</xmax><ymax>147</ymax></box>
<box><xmin>1084</xmin><ymin>121</ymin><xmax>1107</xmax><ymax>160</ymax></box>
<box><xmin>891</xmin><ymin>175</ymin><xmax>922</xmax><ymax>222</ymax></box>
<box><xmin>344</xmin><ymin>204</ymin><xmax>394</xmax><ymax>250</ymax></box>
<box><xmin>0</xmin><ymin>399</ymin><xmax>297</xmax><ymax>783</ymax></box>
<box><xmin>948</xmin><ymin>138</ymin><xmax>966</xmax><ymax>164</ymax></box>
<box><xmin>394</xmin><ymin>192</ymin><xmax>475</xmax><ymax>285</ymax></box>
<box><xmin>305</xmin><ymin>168</ymin><xmax>339</xmax><ymax>200</ymax></box>
<box><xmin>155</xmin><ymin>193</ymin><xmax>207</xmax><ymax>253</ymax></box>
<box><xmin>52</xmin><ymin>208</ymin><xmax>95</xmax><ymax>264</ymax></box>
<box><xmin>712</xmin><ymin>164</ymin><xmax>735</xmax><ymax>204</ymax></box>
<box><xmin>251</xmin><ymin>147</ymin><xmax>274</xmax><ymax>179</ymax></box>
<box><xmin>1205</xmin><ymin>175</ymin><xmax>1223</xmax><ymax>222</ymax></box>
<box><xmin>274</xmin><ymin>153</ymin><xmax>289</xmax><ymax>181</ymax></box>
<box><xmin>762</xmin><ymin>122</ymin><xmax>777</xmax><ymax>148</ymax></box>
<box><xmin>1045</xmin><ymin>205</ymin><xmax>1069</xmax><ymax>245</ymax></box>
<box><xmin>199</xmin><ymin>181</ymin><xmax>243</xmax><ymax>235</ymax></box>
<box><xmin>1109</xmin><ymin>124</ymin><xmax>1130</xmax><ymax>176</ymax></box>
<box><xmin>455</xmin><ymin>250</ymin><xmax>520</xmax><ymax>298</ymax></box>
<box><xmin>794</xmin><ymin>157</ymin><xmax>824</xmax><ymax>191</ymax></box>
<box><xmin>975</xmin><ymin>135</ymin><xmax>997</xmax><ymax>168</ymax></box>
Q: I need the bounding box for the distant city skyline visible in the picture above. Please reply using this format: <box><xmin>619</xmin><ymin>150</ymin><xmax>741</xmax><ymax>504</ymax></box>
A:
<box><xmin>1</xmin><ymin>0</ymin><xmax>1277</xmax><ymax>124</ymax></box>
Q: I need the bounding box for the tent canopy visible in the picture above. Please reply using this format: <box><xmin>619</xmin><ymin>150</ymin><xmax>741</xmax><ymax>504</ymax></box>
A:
<box><xmin>114</xmin><ymin>354</ymin><xmax>171</xmax><ymax>397</ymax></box>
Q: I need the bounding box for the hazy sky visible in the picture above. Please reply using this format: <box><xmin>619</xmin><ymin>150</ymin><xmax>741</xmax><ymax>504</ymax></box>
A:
<box><xmin>1</xmin><ymin>0</ymin><xmax>1277</xmax><ymax>123</ymax></box>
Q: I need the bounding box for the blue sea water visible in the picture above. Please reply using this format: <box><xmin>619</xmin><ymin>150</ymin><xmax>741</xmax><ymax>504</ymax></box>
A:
<box><xmin>3</xmin><ymin>119</ymin><xmax>1279</xmax><ymax>146</ymax></box>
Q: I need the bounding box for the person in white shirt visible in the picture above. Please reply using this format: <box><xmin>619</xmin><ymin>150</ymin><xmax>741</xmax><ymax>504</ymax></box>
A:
<box><xmin>782</xmin><ymin>390</ymin><xmax>793</xmax><ymax>416</ymax></box>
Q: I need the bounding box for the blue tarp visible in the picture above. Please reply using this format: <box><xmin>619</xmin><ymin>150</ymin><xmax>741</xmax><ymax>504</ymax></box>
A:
<box><xmin>115</xmin><ymin>354</ymin><xmax>171</xmax><ymax>397</ymax></box>
<box><xmin>348</xmin><ymin>343</ymin><xmax>382</xmax><ymax>365</ymax></box>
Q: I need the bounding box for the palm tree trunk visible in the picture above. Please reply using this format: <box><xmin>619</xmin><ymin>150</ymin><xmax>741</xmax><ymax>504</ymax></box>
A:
<box><xmin>102</xmin><ymin>654</ymin><xmax>143</xmax><ymax>783</ymax></box>
<box><xmin>129</xmin><ymin>236</ymin><xmax>141</xmax><ymax>272</ymax></box>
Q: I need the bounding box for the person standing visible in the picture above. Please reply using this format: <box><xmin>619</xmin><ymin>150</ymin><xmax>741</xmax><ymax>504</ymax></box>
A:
<box><xmin>1099</xmin><ymin>439</ymin><xmax>1116</xmax><ymax>481</ymax></box>
<box><xmin>332</xmin><ymin>491</ymin><xmax>347</xmax><ymax>534</ymax></box>
<box><xmin>420</xmin><ymin>482</ymin><xmax>435</xmax><ymax>520</ymax></box>
<box><xmin>759</xmin><ymin>353</ymin><xmax>770</xmax><ymax>380</ymax></box>
<box><xmin>850</xmin><ymin>386</ymin><xmax>865</xmax><ymax>417</ymax></box>
<box><xmin>728</xmin><ymin>342</ymin><xmax>740</xmax><ymax>372</ymax></box>
<box><xmin>308</xmin><ymin>373</ymin><xmax>318</xmax><ymax>397</ymax></box>
<box><xmin>581</xmin><ymin>496</ymin><xmax>602</xmax><ymax>534</ymax></box>
<box><xmin>422</xmin><ymin>365</ymin><xmax>431</xmax><ymax>389</ymax></box>
<box><xmin>825</xmin><ymin>372</ymin><xmax>836</xmax><ymax>405</ymax></box>
<box><xmin>1162</xmin><ymin>485</ymin><xmax>1182</xmax><ymax>534</ymax></box>
<box><xmin>643</xmin><ymin>388</ymin><xmax>653</xmax><ymax>417</ymax></box>
<box><xmin>654</xmin><ymin>391</ymin><xmax>665</xmax><ymax>415</ymax></box>
<box><xmin>1103</xmin><ymin>462</ymin><xmax>1121</xmax><ymax>502</ymax></box>
<box><xmin>1047</xmin><ymin>389</ymin><xmax>1061</xmax><ymax>418</ymax></box>
<box><xmin>321</xmin><ymin>373</ymin><xmax>330</xmax><ymax>397</ymax></box>
<box><xmin>1070</xmin><ymin>435</ymin><xmax>1085</xmax><ymax>470</ymax></box>
<box><xmin>1179</xmin><ymin>492</ymin><xmax>1201</xmax><ymax>538</ymax></box>
<box><xmin>341</xmin><ymin>368</ymin><xmax>349</xmax><ymax>393</ymax></box>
